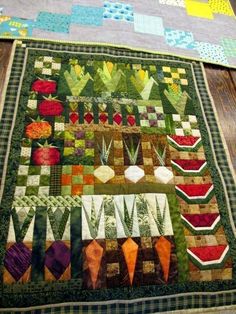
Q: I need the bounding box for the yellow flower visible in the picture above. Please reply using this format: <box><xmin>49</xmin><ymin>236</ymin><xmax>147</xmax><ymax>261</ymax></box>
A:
<box><xmin>138</xmin><ymin>69</ymin><xmax>146</xmax><ymax>81</ymax></box>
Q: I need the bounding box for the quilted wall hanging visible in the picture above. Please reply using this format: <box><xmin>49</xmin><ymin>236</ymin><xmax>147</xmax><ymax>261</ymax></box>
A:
<box><xmin>0</xmin><ymin>40</ymin><xmax>236</xmax><ymax>313</ymax></box>
<box><xmin>0</xmin><ymin>0</ymin><xmax>236</xmax><ymax>67</ymax></box>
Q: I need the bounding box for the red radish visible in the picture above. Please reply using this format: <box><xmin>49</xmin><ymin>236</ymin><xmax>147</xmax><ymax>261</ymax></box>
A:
<box><xmin>32</xmin><ymin>141</ymin><xmax>60</xmax><ymax>165</ymax></box>
<box><xmin>38</xmin><ymin>95</ymin><xmax>63</xmax><ymax>116</ymax></box>
<box><xmin>32</xmin><ymin>79</ymin><xmax>57</xmax><ymax>94</ymax></box>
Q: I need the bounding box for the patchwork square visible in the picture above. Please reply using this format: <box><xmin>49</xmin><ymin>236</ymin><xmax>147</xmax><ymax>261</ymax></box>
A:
<box><xmin>209</xmin><ymin>0</ymin><xmax>235</xmax><ymax>16</ymax></box>
<box><xmin>134</xmin><ymin>13</ymin><xmax>164</xmax><ymax>36</ymax></box>
<box><xmin>172</xmin><ymin>114</ymin><xmax>200</xmax><ymax>136</ymax></box>
<box><xmin>162</xmin><ymin>66</ymin><xmax>188</xmax><ymax>85</ymax></box>
<box><xmin>103</xmin><ymin>1</ymin><xmax>134</xmax><ymax>22</ymax></box>
<box><xmin>196</xmin><ymin>42</ymin><xmax>229</xmax><ymax>65</ymax></box>
<box><xmin>221</xmin><ymin>38</ymin><xmax>236</xmax><ymax>57</ymax></box>
<box><xmin>61</xmin><ymin>165</ymin><xmax>94</xmax><ymax>195</ymax></box>
<box><xmin>185</xmin><ymin>0</ymin><xmax>214</xmax><ymax>19</ymax></box>
<box><xmin>71</xmin><ymin>5</ymin><xmax>104</xmax><ymax>26</ymax></box>
<box><xmin>34</xmin><ymin>56</ymin><xmax>61</xmax><ymax>76</ymax></box>
<box><xmin>63</xmin><ymin>129</ymin><xmax>94</xmax><ymax>164</ymax></box>
<box><xmin>34</xmin><ymin>12</ymin><xmax>71</xmax><ymax>33</ymax></box>
<box><xmin>15</xmin><ymin>166</ymin><xmax>50</xmax><ymax>197</ymax></box>
<box><xmin>0</xmin><ymin>17</ymin><xmax>34</xmax><ymax>37</ymax></box>
<box><xmin>138</xmin><ymin>106</ymin><xmax>165</xmax><ymax>128</ymax></box>
<box><xmin>164</xmin><ymin>28</ymin><xmax>196</xmax><ymax>49</ymax></box>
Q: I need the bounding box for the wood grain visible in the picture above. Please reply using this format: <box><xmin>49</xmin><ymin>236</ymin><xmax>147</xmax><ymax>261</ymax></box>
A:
<box><xmin>0</xmin><ymin>41</ymin><xmax>12</xmax><ymax>104</ymax></box>
<box><xmin>0</xmin><ymin>41</ymin><xmax>235</xmax><ymax>173</ymax></box>
<box><xmin>205</xmin><ymin>65</ymin><xmax>236</xmax><ymax>173</ymax></box>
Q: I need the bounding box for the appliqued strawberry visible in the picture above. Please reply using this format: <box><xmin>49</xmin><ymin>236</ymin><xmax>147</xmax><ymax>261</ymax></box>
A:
<box><xmin>32</xmin><ymin>141</ymin><xmax>60</xmax><ymax>165</ymax></box>
<box><xmin>25</xmin><ymin>117</ymin><xmax>52</xmax><ymax>139</ymax></box>
<box><xmin>38</xmin><ymin>95</ymin><xmax>63</xmax><ymax>116</ymax></box>
<box><xmin>32</xmin><ymin>79</ymin><xmax>57</xmax><ymax>94</ymax></box>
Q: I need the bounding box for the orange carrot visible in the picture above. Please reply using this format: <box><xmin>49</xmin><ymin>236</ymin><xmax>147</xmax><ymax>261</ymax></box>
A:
<box><xmin>85</xmin><ymin>240</ymin><xmax>103</xmax><ymax>289</ymax></box>
<box><xmin>155</xmin><ymin>236</ymin><xmax>171</xmax><ymax>282</ymax></box>
<box><xmin>122</xmin><ymin>237</ymin><xmax>139</xmax><ymax>285</ymax></box>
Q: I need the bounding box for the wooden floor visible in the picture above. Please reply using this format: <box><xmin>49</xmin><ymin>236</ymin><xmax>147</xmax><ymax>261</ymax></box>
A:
<box><xmin>0</xmin><ymin>41</ymin><xmax>236</xmax><ymax>173</ymax></box>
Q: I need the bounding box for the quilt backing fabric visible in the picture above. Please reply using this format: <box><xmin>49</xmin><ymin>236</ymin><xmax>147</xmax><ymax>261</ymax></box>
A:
<box><xmin>0</xmin><ymin>0</ymin><xmax>236</xmax><ymax>67</ymax></box>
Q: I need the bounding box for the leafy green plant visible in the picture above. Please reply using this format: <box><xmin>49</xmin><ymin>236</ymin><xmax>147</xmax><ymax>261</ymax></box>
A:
<box><xmin>164</xmin><ymin>84</ymin><xmax>191</xmax><ymax>114</ymax></box>
<box><xmin>97</xmin><ymin>136</ymin><xmax>113</xmax><ymax>165</ymax></box>
<box><xmin>152</xmin><ymin>142</ymin><xmax>166</xmax><ymax>166</ymax></box>
<box><xmin>116</xmin><ymin>197</ymin><xmax>135</xmax><ymax>237</ymax></box>
<box><xmin>82</xmin><ymin>197</ymin><xmax>104</xmax><ymax>239</ymax></box>
<box><xmin>64</xmin><ymin>60</ymin><xmax>93</xmax><ymax>96</ymax></box>
<box><xmin>150</xmin><ymin>196</ymin><xmax>167</xmax><ymax>236</ymax></box>
<box><xmin>123</xmin><ymin>137</ymin><xmax>140</xmax><ymax>165</ymax></box>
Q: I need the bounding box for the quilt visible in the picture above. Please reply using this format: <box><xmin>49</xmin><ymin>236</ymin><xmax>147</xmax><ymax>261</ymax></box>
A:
<box><xmin>0</xmin><ymin>40</ymin><xmax>236</xmax><ymax>313</ymax></box>
<box><xmin>0</xmin><ymin>0</ymin><xmax>236</xmax><ymax>68</ymax></box>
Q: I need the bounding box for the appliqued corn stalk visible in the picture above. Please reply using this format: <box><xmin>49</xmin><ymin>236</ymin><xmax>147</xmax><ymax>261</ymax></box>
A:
<box><xmin>152</xmin><ymin>142</ymin><xmax>166</xmax><ymax>166</ymax></box>
<box><xmin>130</xmin><ymin>68</ymin><xmax>158</xmax><ymax>100</ymax></box>
<box><xmin>97</xmin><ymin>136</ymin><xmax>113</xmax><ymax>165</ymax></box>
<box><xmin>96</xmin><ymin>61</ymin><xmax>125</xmax><ymax>93</ymax></box>
<box><xmin>123</xmin><ymin>137</ymin><xmax>141</xmax><ymax>165</ymax></box>
<box><xmin>83</xmin><ymin>198</ymin><xmax>104</xmax><ymax>289</ymax></box>
<box><xmin>64</xmin><ymin>59</ymin><xmax>93</xmax><ymax>96</ymax></box>
<box><xmin>149</xmin><ymin>196</ymin><xmax>171</xmax><ymax>282</ymax></box>
<box><xmin>164</xmin><ymin>84</ymin><xmax>191</xmax><ymax>115</ymax></box>
<box><xmin>116</xmin><ymin>197</ymin><xmax>138</xmax><ymax>285</ymax></box>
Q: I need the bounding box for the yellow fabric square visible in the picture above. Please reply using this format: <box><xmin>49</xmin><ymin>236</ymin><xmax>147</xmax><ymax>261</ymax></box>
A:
<box><xmin>162</xmin><ymin>66</ymin><xmax>171</xmax><ymax>72</ymax></box>
<box><xmin>209</xmin><ymin>0</ymin><xmax>234</xmax><ymax>16</ymax></box>
<box><xmin>164</xmin><ymin>78</ymin><xmax>173</xmax><ymax>84</ymax></box>
<box><xmin>178</xmin><ymin>68</ymin><xmax>186</xmax><ymax>74</ymax></box>
<box><xmin>172</xmin><ymin>73</ymin><xmax>180</xmax><ymax>79</ymax></box>
<box><xmin>185</xmin><ymin>0</ymin><xmax>214</xmax><ymax>19</ymax></box>
<box><xmin>180</xmin><ymin>79</ymin><xmax>188</xmax><ymax>85</ymax></box>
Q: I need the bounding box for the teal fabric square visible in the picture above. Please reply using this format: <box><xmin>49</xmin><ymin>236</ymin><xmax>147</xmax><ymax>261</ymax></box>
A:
<box><xmin>221</xmin><ymin>38</ymin><xmax>236</xmax><ymax>57</ymax></box>
<box><xmin>71</xmin><ymin>5</ymin><xmax>104</xmax><ymax>26</ymax></box>
<box><xmin>34</xmin><ymin>12</ymin><xmax>71</xmax><ymax>33</ymax></box>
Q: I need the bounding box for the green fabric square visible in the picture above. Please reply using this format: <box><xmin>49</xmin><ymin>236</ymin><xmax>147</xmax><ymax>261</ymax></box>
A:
<box><xmin>64</xmin><ymin>147</ymin><xmax>75</xmax><ymax>156</ymax></box>
<box><xmin>85</xmin><ymin>149</ymin><xmax>94</xmax><ymax>157</ymax></box>
<box><xmin>83</xmin><ymin>185</ymin><xmax>94</xmax><ymax>195</ymax></box>
<box><xmin>62</xmin><ymin>165</ymin><xmax>72</xmax><ymax>174</ymax></box>
<box><xmin>83</xmin><ymin>166</ymin><xmax>94</xmax><ymax>174</ymax></box>
<box><xmin>75</xmin><ymin>140</ymin><xmax>85</xmax><ymax>148</ymax></box>
<box><xmin>72</xmin><ymin>175</ymin><xmax>83</xmax><ymax>184</ymax></box>
<box><xmin>40</xmin><ymin>175</ymin><xmax>50</xmax><ymax>186</ymax></box>
<box><xmin>28</xmin><ymin>166</ymin><xmax>41</xmax><ymax>175</ymax></box>
<box><xmin>16</xmin><ymin>175</ymin><xmax>27</xmax><ymax>186</ymax></box>
<box><xmin>148</xmin><ymin>113</ymin><xmax>157</xmax><ymax>120</ymax></box>
<box><xmin>61</xmin><ymin>186</ymin><xmax>71</xmax><ymax>195</ymax></box>
<box><xmin>26</xmin><ymin>186</ymin><xmax>39</xmax><ymax>195</ymax></box>
<box><xmin>171</xmin><ymin>68</ymin><xmax>178</xmax><ymax>73</ymax></box>
<box><xmin>85</xmin><ymin>131</ymin><xmax>94</xmax><ymax>139</ymax></box>
<box><xmin>64</xmin><ymin>131</ymin><xmax>75</xmax><ymax>140</ymax></box>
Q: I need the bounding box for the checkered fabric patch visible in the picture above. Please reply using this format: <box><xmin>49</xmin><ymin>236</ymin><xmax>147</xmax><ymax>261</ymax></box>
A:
<box><xmin>34</xmin><ymin>56</ymin><xmax>61</xmax><ymax>75</ymax></box>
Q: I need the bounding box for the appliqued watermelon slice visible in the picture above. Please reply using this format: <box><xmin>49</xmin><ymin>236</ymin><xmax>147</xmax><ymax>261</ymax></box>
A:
<box><xmin>181</xmin><ymin>213</ymin><xmax>220</xmax><ymax>231</ymax></box>
<box><xmin>171</xmin><ymin>159</ymin><xmax>207</xmax><ymax>175</ymax></box>
<box><xmin>187</xmin><ymin>245</ymin><xmax>229</xmax><ymax>267</ymax></box>
<box><xmin>175</xmin><ymin>183</ymin><xmax>214</xmax><ymax>204</ymax></box>
<box><xmin>168</xmin><ymin>135</ymin><xmax>201</xmax><ymax>151</ymax></box>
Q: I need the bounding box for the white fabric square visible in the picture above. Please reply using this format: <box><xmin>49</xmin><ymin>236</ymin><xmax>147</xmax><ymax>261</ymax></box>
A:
<box><xmin>175</xmin><ymin>128</ymin><xmax>184</xmax><ymax>135</ymax></box>
<box><xmin>192</xmin><ymin>129</ymin><xmax>201</xmax><ymax>137</ymax></box>
<box><xmin>27</xmin><ymin>175</ymin><xmax>40</xmax><ymax>186</ymax></box>
<box><xmin>41</xmin><ymin>166</ymin><xmax>50</xmax><ymax>175</ymax></box>
<box><xmin>189</xmin><ymin>115</ymin><xmax>197</xmax><ymax>123</ymax></box>
<box><xmin>18</xmin><ymin>165</ymin><xmax>29</xmax><ymax>175</ymax></box>
<box><xmin>181</xmin><ymin>121</ymin><xmax>191</xmax><ymax>129</ymax></box>
<box><xmin>14</xmin><ymin>186</ymin><xmax>26</xmax><ymax>197</ymax></box>
<box><xmin>172</xmin><ymin>114</ymin><xmax>181</xmax><ymax>121</ymax></box>
<box><xmin>38</xmin><ymin>186</ymin><xmax>50</xmax><ymax>195</ymax></box>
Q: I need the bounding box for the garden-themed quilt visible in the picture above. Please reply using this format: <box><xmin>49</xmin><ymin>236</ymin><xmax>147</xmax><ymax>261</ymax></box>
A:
<box><xmin>0</xmin><ymin>40</ymin><xmax>236</xmax><ymax>313</ymax></box>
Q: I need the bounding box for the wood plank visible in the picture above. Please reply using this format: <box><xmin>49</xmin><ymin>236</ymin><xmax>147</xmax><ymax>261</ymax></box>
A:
<box><xmin>0</xmin><ymin>41</ymin><xmax>235</xmax><ymax>173</ymax></box>
<box><xmin>204</xmin><ymin>64</ymin><xmax>236</xmax><ymax>173</ymax></box>
<box><xmin>0</xmin><ymin>41</ymin><xmax>12</xmax><ymax>104</ymax></box>
<box><xmin>230</xmin><ymin>0</ymin><xmax>236</xmax><ymax>15</ymax></box>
